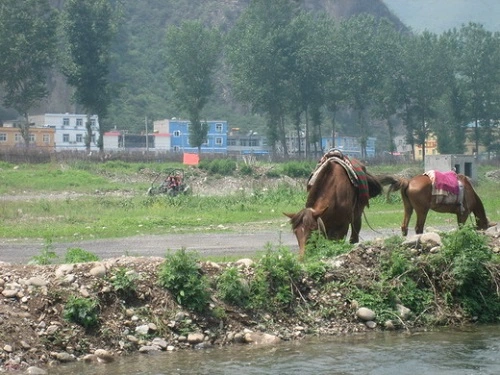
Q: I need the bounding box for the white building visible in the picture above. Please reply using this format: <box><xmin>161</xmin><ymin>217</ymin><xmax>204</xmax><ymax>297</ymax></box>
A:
<box><xmin>29</xmin><ymin>113</ymin><xmax>100</xmax><ymax>151</ymax></box>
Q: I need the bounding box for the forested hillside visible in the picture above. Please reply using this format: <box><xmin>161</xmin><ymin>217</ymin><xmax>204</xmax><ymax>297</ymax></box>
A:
<box><xmin>25</xmin><ymin>0</ymin><xmax>403</xmax><ymax>136</ymax></box>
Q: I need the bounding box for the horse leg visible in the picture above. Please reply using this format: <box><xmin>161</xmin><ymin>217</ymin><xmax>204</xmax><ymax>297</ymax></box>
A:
<box><xmin>401</xmin><ymin>197</ymin><xmax>413</xmax><ymax>236</ymax></box>
<box><xmin>414</xmin><ymin>208</ymin><xmax>429</xmax><ymax>234</ymax></box>
<box><xmin>349</xmin><ymin>212</ymin><xmax>362</xmax><ymax>243</ymax></box>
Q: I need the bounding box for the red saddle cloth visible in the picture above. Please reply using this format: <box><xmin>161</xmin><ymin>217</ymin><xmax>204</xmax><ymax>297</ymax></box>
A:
<box><xmin>424</xmin><ymin>170</ymin><xmax>459</xmax><ymax>195</ymax></box>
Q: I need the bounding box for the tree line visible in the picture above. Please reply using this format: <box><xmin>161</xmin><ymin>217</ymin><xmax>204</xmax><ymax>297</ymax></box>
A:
<box><xmin>1</xmin><ymin>0</ymin><xmax>499</xmax><ymax>159</ymax></box>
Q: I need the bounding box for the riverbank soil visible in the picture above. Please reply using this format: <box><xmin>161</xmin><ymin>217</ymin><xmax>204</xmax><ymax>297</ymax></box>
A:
<box><xmin>1</xmin><ymin>227</ymin><xmax>500</xmax><ymax>373</ymax></box>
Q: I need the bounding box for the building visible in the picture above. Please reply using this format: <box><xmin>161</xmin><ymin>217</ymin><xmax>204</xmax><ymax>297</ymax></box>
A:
<box><xmin>0</xmin><ymin>122</ymin><xmax>55</xmax><ymax>150</ymax></box>
<box><xmin>153</xmin><ymin>118</ymin><xmax>228</xmax><ymax>153</ymax></box>
<box><xmin>322</xmin><ymin>136</ymin><xmax>376</xmax><ymax>158</ymax></box>
<box><xmin>227</xmin><ymin>128</ymin><xmax>268</xmax><ymax>156</ymax></box>
<box><xmin>29</xmin><ymin>113</ymin><xmax>100</xmax><ymax>151</ymax></box>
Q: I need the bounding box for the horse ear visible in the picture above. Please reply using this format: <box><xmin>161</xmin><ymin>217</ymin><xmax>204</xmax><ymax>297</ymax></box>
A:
<box><xmin>283</xmin><ymin>212</ymin><xmax>296</xmax><ymax>219</ymax></box>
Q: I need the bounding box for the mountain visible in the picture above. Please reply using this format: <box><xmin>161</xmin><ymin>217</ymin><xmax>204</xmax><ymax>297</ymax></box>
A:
<box><xmin>384</xmin><ymin>0</ymin><xmax>500</xmax><ymax>33</ymax></box>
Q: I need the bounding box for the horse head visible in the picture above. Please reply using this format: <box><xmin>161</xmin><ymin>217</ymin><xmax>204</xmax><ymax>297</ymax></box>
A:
<box><xmin>284</xmin><ymin>206</ymin><xmax>328</xmax><ymax>260</ymax></box>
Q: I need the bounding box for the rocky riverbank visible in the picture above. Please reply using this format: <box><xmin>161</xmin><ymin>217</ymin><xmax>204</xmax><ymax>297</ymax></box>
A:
<box><xmin>1</xmin><ymin>226</ymin><xmax>500</xmax><ymax>374</ymax></box>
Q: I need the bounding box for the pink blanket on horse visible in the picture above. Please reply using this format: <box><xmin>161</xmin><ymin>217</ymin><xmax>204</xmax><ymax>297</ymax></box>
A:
<box><xmin>424</xmin><ymin>170</ymin><xmax>459</xmax><ymax>195</ymax></box>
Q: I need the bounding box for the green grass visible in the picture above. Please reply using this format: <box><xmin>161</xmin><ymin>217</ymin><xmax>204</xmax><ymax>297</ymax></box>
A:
<box><xmin>0</xmin><ymin>161</ymin><xmax>499</xmax><ymax>241</ymax></box>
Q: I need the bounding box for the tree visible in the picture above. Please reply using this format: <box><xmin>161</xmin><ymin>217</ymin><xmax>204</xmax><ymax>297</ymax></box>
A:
<box><xmin>62</xmin><ymin>0</ymin><xmax>117</xmax><ymax>152</ymax></box>
<box><xmin>0</xmin><ymin>0</ymin><xmax>57</xmax><ymax>146</ymax></box>
<box><xmin>335</xmin><ymin>15</ymin><xmax>391</xmax><ymax>158</ymax></box>
<box><xmin>399</xmin><ymin>31</ymin><xmax>445</xmax><ymax>161</ymax></box>
<box><xmin>164</xmin><ymin>20</ymin><xmax>221</xmax><ymax>154</ymax></box>
<box><xmin>455</xmin><ymin>23</ymin><xmax>500</xmax><ymax>158</ymax></box>
<box><xmin>226</xmin><ymin>0</ymin><xmax>301</xmax><ymax>156</ymax></box>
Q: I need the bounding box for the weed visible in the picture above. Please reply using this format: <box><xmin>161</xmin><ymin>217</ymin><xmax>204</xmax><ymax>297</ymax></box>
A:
<box><xmin>64</xmin><ymin>247</ymin><xmax>100</xmax><ymax>263</ymax></box>
<box><xmin>216</xmin><ymin>266</ymin><xmax>250</xmax><ymax>307</ymax></box>
<box><xmin>158</xmin><ymin>249</ymin><xmax>210</xmax><ymax>313</ymax></box>
<box><xmin>29</xmin><ymin>238</ymin><xmax>58</xmax><ymax>265</ymax></box>
<box><xmin>63</xmin><ymin>295</ymin><xmax>100</xmax><ymax>328</ymax></box>
<box><xmin>249</xmin><ymin>245</ymin><xmax>302</xmax><ymax>311</ymax></box>
<box><xmin>427</xmin><ymin>225</ymin><xmax>500</xmax><ymax>321</ymax></box>
<box><xmin>305</xmin><ymin>233</ymin><xmax>353</xmax><ymax>260</ymax></box>
<box><xmin>109</xmin><ymin>267</ymin><xmax>138</xmax><ymax>299</ymax></box>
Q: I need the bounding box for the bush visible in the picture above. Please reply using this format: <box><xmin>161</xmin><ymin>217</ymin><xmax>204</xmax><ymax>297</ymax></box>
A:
<box><xmin>63</xmin><ymin>296</ymin><xmax>100</xmax><ymax>328</ymax></box>
<box><xmin>249</xmin><ymin>245</ymin><xmax>302</xmax><ymax>311</ymax></box>
<box><xmin>29</xmin><ymin>238</ymin><xmax>57</xmax><ymax>265</ymax></box>
<box><xmin>198</xmin><ymin>159</ymin><xmax>236</xmax><ymax>176</ymax></box>
<box><xmin>64</xmin><ymin>247</ymin><xmax>100</xmax><ymax>263</ymax></box>
<box><xmin>158</xmin><ymin>249</ymin><xmax>210</xmax><ymax>313</ymax></box>
<box><xmin>429</xmin><ymin>225</ymin><xmax>499</xmax><ymax>321</ymax></box>
<box><xmin>280</xmin><ymin>161</ymin><xmax>315</xmax><ymax>178</ymax></box>
<box><xmin>305</xmin><ymin>233</ymin><xmax>353</xmax><ymax>260</ymax></box>
<box><xmin>216</xmin><ymin>266</ymin><xmax>250</xmax><ymax>307</ymax></box>
<box><xmin>109</xmin><ymin>267</ymin><xmax>138</xmax><ymax>299</ymax></box>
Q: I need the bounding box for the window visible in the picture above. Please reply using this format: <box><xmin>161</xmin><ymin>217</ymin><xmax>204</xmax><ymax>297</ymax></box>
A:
<box><xmin>43</xmin><ymin>134</ymin><xmax>50</xmax><ymax>144</ymax></box>
<box><xmin>215</xmin><ymin>137</ymin><xmax>223</xmax><ymax>146</ymax></box>
<box><xmin>76</xmin><ymin>118</ymin><xmax>83</xmax><ymax>126</ymax></box>
<box><xmin>173</xmin><ymin>130</ymin><xmax>181</xmax><ymax>137</ymax></box>
<box><xmin>15</xmin><ymin>133</ymin><xmax>22</xmax><ymax>142</ymax></box>
<box><xmin>215</xmin><ymin>123</ymin><xmax>223</xmax><ymax>133</ymax></box>
<box><xmin>76</xmin><ymin>134</ymin><xmax>83</xmax><ymax>143</ymax></box>
<box><xmin>173</xmin><ymin>146</ymin><xmax>180</xmax><ymax>152</ymax></box>
<box><xmin>228</xmin><ymin>139</ymin><xmax>236</xmax><ymax>146</ymax></box>
<box><xmin>63</xmin><ymin>134</ymin><xmax>70</xmax><ymax>142</ymax></box>
<box><xmin>90</xmin><ymin>119</ymin><xmax>96</xmax><ymax>127</ymax></box>
<box><xmin>0</xmin><ymin>133</ymin><xmax>6</xmax><ymax>142</ymax></box>
<box><xmin>29</xmin><ymin>133</ymin><xmax>35</xmax><ymax>142</ymax></box>
<box><xmin>63</xmin><ymin>118</ymin><xmax>70</xmax><ymax>126</ymax></box>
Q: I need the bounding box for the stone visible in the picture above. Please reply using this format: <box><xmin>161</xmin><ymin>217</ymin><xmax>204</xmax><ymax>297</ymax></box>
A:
<box><xmin>89</xmin><ymin>264</ymin><xmax>107</xmax><ymax>278</ymax></box>
<box><xmin>396</xmin><ymin>304</ymin><xmax>412</xmax><ymax>320</ymax></box>
<box><xmin>26</xmin><ymin>366</ymin><xmax>47</xmax><ymax>375</ymax></box>
<box><xmin>94</xmin><ymin>349</ymin><xmax>114</xmax><ymax>363</ymax></box>
<box><xmin>356</xmin><ymin>307</ymin><xmax>376</xmax><ymax>321</ymax></box>
<box><xmin>243</xmin><ymin>332</ymin><xmax>281</xmax><ymax>345</ymax></box>
<box><xmin>187</xmin><ymin>333</ymin><xmax>205</xmax><ymax>344</ymax></box>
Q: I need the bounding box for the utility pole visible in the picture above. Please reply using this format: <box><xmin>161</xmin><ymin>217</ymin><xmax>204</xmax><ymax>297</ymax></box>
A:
<box><xmin>145</xmin><ymin>116</ymin><xmax>149</xmax><ymax>151</ymax></box>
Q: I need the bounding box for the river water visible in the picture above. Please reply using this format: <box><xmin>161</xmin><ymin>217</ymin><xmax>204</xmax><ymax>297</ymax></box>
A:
<box><xmin>50</xmin><ymin>325</ymin><xmax>500</xmax><ymax>375</ymax></box>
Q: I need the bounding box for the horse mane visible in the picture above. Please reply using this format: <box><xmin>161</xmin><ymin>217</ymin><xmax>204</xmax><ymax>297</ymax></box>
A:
<box><xmin>306</xmin><ymin>160</ymin><xmax>334</xmax><ymax>207</ymax></box>
<box><xmin>289</xmin><ymin>208</ymin><xmax>314</xmax><ymax>231</ymax></box>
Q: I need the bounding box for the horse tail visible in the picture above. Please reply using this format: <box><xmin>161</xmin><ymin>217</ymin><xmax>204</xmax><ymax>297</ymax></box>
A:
<box><xmin>377</xmin><ymin>175</ymin><xmax>409</xmax><ymax>201</ymax></box>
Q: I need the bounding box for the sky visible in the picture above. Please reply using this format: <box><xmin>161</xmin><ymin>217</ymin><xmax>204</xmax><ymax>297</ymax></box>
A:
<box><xmin>384</xmin><ymin>0</ymin><xmax>500</xmax><ymax>33</ymax></box>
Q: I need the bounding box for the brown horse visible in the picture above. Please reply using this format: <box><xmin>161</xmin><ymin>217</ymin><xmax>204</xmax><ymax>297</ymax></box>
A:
<box><xmin>378</xmin><ymin>172</ymin><xmax>493</xmax><ymax>236</ymax></box>
<box><xmin>284</xmin><ymin>152</ymin><xmax>383</xmax><ymax>259</ymax></box>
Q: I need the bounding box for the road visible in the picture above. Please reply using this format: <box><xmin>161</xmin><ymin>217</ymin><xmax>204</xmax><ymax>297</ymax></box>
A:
<box><xmin>0</xmin><ymin>226</ymin><xmax>406</xmax><ymax>264</ymax></box>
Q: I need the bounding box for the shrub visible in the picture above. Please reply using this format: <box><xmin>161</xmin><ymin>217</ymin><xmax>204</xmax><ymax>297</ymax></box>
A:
<box><xmin>158</xmin><ymin>249</ymin><xmax>210</xmax><ymax>313</ymax></box>
<box><xmin>198</xmin><ymin>159</ymin><xmax>236</xmax><ymax>176</ymax></box>
<box><xmin>429</xmin><ymin>225</ymin><xmax>499</xmax><ymax>321</ymax></box>
<box><xmin>216</xmin><ymin>266</ymin><xmax>250</xmax><ymax>307</ymax></box>
<box><xmin>280</xmin><ymin>161</ymin><xmax>315</xmax><ymax>178</ymax></box>
<box><xmin>239</xmin><ymin>164</ymin><xmax>253</xmax><ymax>176</ymax></box>
<box><xmin>249</xmin><ymin>245</ymin><xmax>302</xmax><ymax>311</ymax></box>
<box><xmin>29</xmin><ymin>238</ymin><xmax>58</xmax><ymax>265</ymax></box>
<box><xmin>305</xmin><ymin>233</ymin><xmax>353</xmax><ymax>260</ymax></box>
<box><xmin>63</xmin><ymin>296</ymin><xmax>100</xmax><ymax>328</ymax></box>
<box><xmin>109</xmin><ymin>267</ymin><xmax>138</xmax><ymax>299</ymax></box>
<box><xmin>64</xmin><ymin>247</ymin><xmax>100</xmax><ymax>263</ymax></box>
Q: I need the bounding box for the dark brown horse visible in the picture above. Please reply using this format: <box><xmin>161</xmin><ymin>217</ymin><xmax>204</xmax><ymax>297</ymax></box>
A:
<box><xmin>284</xmin><ymin>152</ymin><xmax>382</xmax><ymax>260</ymax></box>
<box><xmin>379</xmin><ymin>172</ymin><xmax>493</xmax><ymax>236</ymax></box>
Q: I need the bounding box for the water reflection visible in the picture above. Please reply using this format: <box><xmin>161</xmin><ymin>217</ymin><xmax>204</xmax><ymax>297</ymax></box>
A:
<box><xmin>50</xmin><ymin>325</ymin><xmax>500</xmax><ymax>375</ymax></box>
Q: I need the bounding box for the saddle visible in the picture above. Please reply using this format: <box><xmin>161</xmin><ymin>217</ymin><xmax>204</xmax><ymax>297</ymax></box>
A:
<box><xmin>424</xmin><ymin>170</ymin><xmax>465</xmax><ymax>211</ymax></box>
<box><xmin>308</xmin><ymin>149</ymin><xmax>370</xmax><ymax>207</ymax></box>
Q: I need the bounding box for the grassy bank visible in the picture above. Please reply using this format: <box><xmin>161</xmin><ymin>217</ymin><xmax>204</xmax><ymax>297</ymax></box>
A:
<box><xmin>0</xmin><ymin>160</ymin><xmax>499</xmax><ymax>241</ymax></box>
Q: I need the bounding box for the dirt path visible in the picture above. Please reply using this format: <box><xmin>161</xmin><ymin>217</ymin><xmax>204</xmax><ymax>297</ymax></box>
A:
<box><xmin>0</xmin><ymin>225</ymin><xmax>407</xmax><ymax>264</ymax></box>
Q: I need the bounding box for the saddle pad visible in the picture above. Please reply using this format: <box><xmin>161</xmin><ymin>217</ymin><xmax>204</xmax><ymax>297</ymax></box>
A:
<box><xmin>424</xmin><ymin>170</ymin><xmax>459</xmax><ymax>195</ymax></box>
<box><xmin>308</xmin><ymin>151</ymin><xmax>370</xmax><ymax>207</ymax></box>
